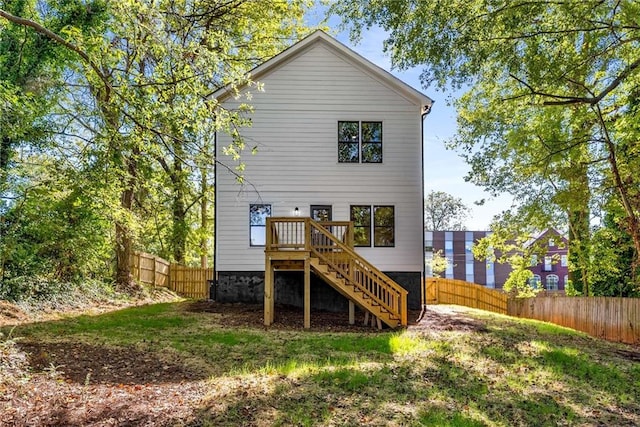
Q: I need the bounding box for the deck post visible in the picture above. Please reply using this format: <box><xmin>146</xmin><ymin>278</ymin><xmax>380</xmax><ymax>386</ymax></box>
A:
<box><xmin>348</xmin><ymin>300</ymin><xmax>355</xmax><ymax>325</ymax></box>
<box><xmin>401</xmin><ymin>291</ymin><xmax>408</xmax><ymax>326</ymax></box>
<box><xmin>304</xmin><ymin>256</ymin><xmax>311</xmax><ymax>329</ymax></box>
<box><xmin>264</xmin><ymin>256</ymin><xmax>274</xmax><ymax>326</ymax></box>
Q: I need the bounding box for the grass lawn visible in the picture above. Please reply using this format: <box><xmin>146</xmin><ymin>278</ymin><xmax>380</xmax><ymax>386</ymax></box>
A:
<box><xmin>2</xmin><ymin>301</ymin><xmax>640</xmax><ymax>426</ymax></box>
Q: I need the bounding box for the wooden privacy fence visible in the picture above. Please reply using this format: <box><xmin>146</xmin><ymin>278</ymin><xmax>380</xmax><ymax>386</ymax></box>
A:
<box><xmin>508</xmin><ymin>297</ymin><xmax>640</xmax><ymax>345</ymax></box>
<box><xmin>426</xmin><ymin>277</ymin><xmax>640</xmax><ymax>345</ymax></box>
<box><xmin>130</xmin><ymin>252</ymin><xmax>213</xmax><ymax>299</ymax></box>
<box><xmin>425</xmin><ymin>277</ymin><xmax>508</xmax><ymax>314</ymax></box>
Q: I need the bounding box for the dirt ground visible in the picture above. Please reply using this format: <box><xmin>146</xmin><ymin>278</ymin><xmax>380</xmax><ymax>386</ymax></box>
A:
<box><xmin>1</xmin><ymin>301</ymin><xmax>486</xmax><ymax>426</ymax></box>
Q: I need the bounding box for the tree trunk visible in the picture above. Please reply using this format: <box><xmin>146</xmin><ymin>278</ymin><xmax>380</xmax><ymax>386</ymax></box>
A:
<box><xmin>114</xmin><ymin>148</ymin><xmax>141</xmax><ymax>294</ymax></box>
<box><xmin>567</xmin><ymin>162</ymin><xmax>591</xmax><ymax>295</ymax></box>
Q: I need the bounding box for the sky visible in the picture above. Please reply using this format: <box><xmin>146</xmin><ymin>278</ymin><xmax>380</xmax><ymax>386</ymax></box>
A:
<box><xmin>311</xmin><ymin>10</ymin><xmax>514</xmax><ymax>230</ymax></box>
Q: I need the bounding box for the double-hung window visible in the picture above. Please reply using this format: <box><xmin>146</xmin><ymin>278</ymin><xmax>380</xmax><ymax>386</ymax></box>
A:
<box><xmin>249</xmin><ymin>204</ymin><xmax>271</xmax><ymax>246</ymax></box>
<box><xmin>338</xmin><ymin>121</ymin><xmax>382</xmax><ymax>163</ymax></box>
<box><xmin>350</xmin><ymin>205</ymin><xmax>394</xmax><ymax>247</ymax></box>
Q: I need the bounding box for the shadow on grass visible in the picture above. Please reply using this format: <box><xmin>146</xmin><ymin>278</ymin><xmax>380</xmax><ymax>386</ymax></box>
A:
<box><xmin>192</xmin><ymin>355</ymin><xmax>588</xmax><ymax>427</ymax></box>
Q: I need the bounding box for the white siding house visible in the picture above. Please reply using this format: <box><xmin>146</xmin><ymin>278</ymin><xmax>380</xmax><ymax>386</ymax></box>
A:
<box><xmin>214</xmin><ymin>31</ymin><xmax>432</xmax><ymax>309</ymax></box>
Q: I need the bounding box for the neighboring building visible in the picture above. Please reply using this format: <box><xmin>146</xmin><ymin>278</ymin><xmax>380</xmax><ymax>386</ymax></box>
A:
<box><xmin>214</xmin><ymin>31</ymin><xmax>433</xmax><ymax>311</ymax></box>
<box><xmin>425</xmin><ymin>228</ymin><xmax>569</xmax><ymax>291</ymax></box>
<box><xmin>425</xmin><ymin>231</ymin><xmax>511</xmax><ymax>288</ymax></box>
<box><xmin>525</xmin><ymin>228</ymin><xmax>569</xmax><ymax>292</ymax></box>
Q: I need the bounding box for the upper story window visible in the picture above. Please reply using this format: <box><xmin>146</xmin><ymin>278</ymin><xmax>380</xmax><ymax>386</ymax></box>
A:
<box><xmin>338</xmin><ymin>121</ymin><xmax>382</xmax><ymax>163</ymax></box>
<box><xmin>544</xmin><ymin>256</ymin><xmax>553</xmax><ymax>271</ymax></box>
<box><xmin>249</xmin><ymin>204</ymin><xmax>271</xmax><ymax>246</ymax></box>
<box><xmin>561</xmin><ymin>254</ymin><xmax>568</xmax><ymax>267</ymax></box>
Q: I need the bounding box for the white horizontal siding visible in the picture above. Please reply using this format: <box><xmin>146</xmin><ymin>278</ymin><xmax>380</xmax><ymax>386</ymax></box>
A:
<box><xmin>216</xmin><ymin>42</ymin><xmax>424</xmax><ymax>273</ymax></box>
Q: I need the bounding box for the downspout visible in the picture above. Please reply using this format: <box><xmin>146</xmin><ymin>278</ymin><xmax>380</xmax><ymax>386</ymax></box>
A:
<box><xmin>418</xmin><ymin>102</ymin><xmax>433</xmax><ymax>321</ymax></box>
<box><xmin>212</xmin><ymin>130</ymin><xmax>218</xmax><ymax>301</ymax></box>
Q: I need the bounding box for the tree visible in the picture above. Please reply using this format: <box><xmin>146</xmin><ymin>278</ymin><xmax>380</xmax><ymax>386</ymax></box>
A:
<box><xmin>424</xmin><ymin>190</ymin><xmax>468</xmax><ymax>230</ymax></box>
<box><xmin>334</xmin><ymin>0</ymin><xmax>640</xmax><ymax>289</ymax></box>
<box><xmin>429</xmin><ymin>250</ymin><xmax>449</xmax><ymax>278</ymax></box>
<box><xmin>1</xmin><ymin>1</ymin><xmax>314</xmax><ymax>294</ymax></box>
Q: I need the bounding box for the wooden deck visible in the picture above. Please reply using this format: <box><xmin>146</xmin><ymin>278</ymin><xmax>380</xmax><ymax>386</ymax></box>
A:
<box><xmin>264</xmin><ymin>217</ymin><xmax>408</xmax><ymax>329</ymax></box>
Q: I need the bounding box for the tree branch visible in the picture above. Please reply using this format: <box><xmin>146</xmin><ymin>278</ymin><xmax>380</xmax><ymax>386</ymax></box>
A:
<box><xmin>0</xmin><ymin>8</ymin><xmax>112</xmax><ymax>95</ymax></box>
<box><xmin>509</xmin><ymin>57</ymin><xmax>640</xmax><ymax>106</ymax></box>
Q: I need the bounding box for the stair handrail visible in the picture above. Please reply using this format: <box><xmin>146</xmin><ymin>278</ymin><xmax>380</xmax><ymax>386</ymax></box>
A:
<box><xmin>308</xmin><ymin>218</ymin><xmax>407</xmax><ymax>324</ymax></box>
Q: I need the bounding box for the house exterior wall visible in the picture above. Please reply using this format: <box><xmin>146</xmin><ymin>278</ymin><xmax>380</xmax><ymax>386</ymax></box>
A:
<box><xmin>215</xmin><ymin>38</ymin><xmax>426</xmax><ymax>308</ymax></box>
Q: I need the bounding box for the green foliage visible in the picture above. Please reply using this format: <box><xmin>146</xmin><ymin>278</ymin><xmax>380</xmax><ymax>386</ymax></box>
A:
<box><xmin>424</xmin><ymin>190</ymin><xmax>469</xmax><ymax>231</ymax></box>
<box><xmin>0</xmin><ymin>0</ymin><xmax>315</xmax><ymax>295</ymax></box>
<box><xmin>334</xmin><ymin>0</ymin><xmax>640</xmax><ymax>292</ymax></box>
<box><xmin>430</xmin><ymin>249</ymin><xmax>449</xmax><ymax>278</ymax></box>
<box><xmin>503</xmin><ymin>264</ymin><xmax>538</xmax><ymax>298</ymax></box>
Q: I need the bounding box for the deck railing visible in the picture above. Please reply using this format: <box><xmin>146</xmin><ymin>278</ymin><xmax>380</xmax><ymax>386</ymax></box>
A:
<box><xmin>266</xmin><ymin>217</ymin><xmax>407</xmax><ymax>326</ymax></box>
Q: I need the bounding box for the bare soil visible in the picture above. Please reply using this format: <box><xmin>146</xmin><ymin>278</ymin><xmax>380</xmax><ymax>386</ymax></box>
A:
<box><xmin>1</xmin><ymin>301</ymin><xmax>486</xmax><ymax>426</ymax></box>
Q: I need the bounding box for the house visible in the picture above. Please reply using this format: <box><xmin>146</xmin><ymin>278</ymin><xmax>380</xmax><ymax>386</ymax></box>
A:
<box><xmin>425</xmin><ymin>228</ymin><xmax>569</xmax><ymax>291</ymax></box>
<box><xmin>213</xmin><ymin>31</ymin><xmax>433</xmax><ymax>326</ymax></box>
<box><xmin>525</xmin><ymin>228</ymin><xmax>569</xmax><ymax>291</ymax></box>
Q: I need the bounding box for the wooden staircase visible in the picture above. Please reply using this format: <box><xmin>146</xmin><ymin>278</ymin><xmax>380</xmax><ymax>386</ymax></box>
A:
<box><xmin>264</xmin><ymin>218</ymin><xmax>408</xmax><ymax>328</ymax></box>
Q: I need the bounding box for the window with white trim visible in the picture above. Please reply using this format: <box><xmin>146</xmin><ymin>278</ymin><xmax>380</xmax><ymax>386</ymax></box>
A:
<box><xmin>546</xmin><ymin>274</ymin><xmax>559</xmax><ymax>291</ymax></box>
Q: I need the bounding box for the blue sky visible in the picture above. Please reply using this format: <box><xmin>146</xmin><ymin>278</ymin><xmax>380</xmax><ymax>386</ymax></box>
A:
<box><xmin>312</xmin><ymin>14</ymin><xmax>514</xmax><ymax>230</ymax></box>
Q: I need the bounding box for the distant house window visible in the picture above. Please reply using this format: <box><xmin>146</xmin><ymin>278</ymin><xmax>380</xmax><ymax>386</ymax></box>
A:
<box><xmin>249</xmin><ymin>204</ymin><xmax>271</xmax><ymax>246</ymax></box>
<box><xmin>549</xmin><ymin>238</ymin><xmax>555</xmax><ymax>247</ymax></box>
<box><xmin>338</xmin><ymin>121</ymin><xmax>382</xmax><ymax>163</ymax></box>
<box><xmin>425</xmin><ymin>231</ymin><xmax>433</xmax><ymax>250</ymax></box>
<box><xmin>530</xmin><ymin>254</ymin><xmax>538</xmax><ymax>266</ymax></box>
<box><xmin>546</xmin><ymin>274</ymin><xmax>559</xmax><ymax>291</ymax></box>
<box><xmin>561</xmin><ymin>254</ymin><xmax>568</xmax><ymax>267</ymax></box>
<box><xmin>445</xmin><ymin>232</ymin><xmax>454</xmax><ymax>278</ymax></box>
<box><xmin>564</xmin><ymin>275</ymin><xmax>569</xmax><ymax>286</ymax></box>
<box><xmin>529</xmin><ymin>274</ymin><xmax>542</xmax><ymax>288</ymax></box>
<box><xmin>544</xmin><ymin>256</ymin><xmax>553</xmax><ymax>272</ymax></box>
<box><xmin>465</xmin><ymin>231</ymin><xmax>474</xmax><ymax>282</ymax></box>
<box><xmin>350</xmin><ymin>205</ymin><xmax>395</xmax><ymax>247</ymax></box>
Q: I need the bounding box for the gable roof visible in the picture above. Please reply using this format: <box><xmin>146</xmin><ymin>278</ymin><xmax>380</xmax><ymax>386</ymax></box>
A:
<box><xmin>523</xmin><ymin>228</ymin><xmax>568</xmax><ymax>248</ymax></box>
<box><xmin>212</xmin><ymin>30</ymin><xmax>433</xmax><ymax>113</ymax></box>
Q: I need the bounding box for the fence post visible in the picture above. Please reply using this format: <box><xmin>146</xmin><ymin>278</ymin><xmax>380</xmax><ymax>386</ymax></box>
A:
<box><xmin>152</xmin><ymin>256</ymin><xmax>157</xmax><ymax>288</ymax></box>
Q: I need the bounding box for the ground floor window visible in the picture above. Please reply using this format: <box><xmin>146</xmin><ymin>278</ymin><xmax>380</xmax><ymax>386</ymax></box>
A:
<box><xmin>249</xmin><ymin>204</ymin><xmax>271</xmax><ymax>246</ymax></box>
<box><xmin>529</xmin><ymin>274</ymin><xmax>542</xmax><ymax>288</ymax></box>
<box><xmin>546</xmin><ymin>274</ymin><xmax>559</xmax><ymax>291</ymax></box>
<box><xmin>350</xmin><ymin>205</ymin><xmax>395</xmax><ymax>247</ymax></box>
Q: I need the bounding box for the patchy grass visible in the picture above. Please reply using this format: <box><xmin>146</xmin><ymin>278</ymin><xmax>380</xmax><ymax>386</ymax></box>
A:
<box><xmin>2</xmin><ymin>302</ymin><xmax>640</xmax><ymax>426</ymax></box>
